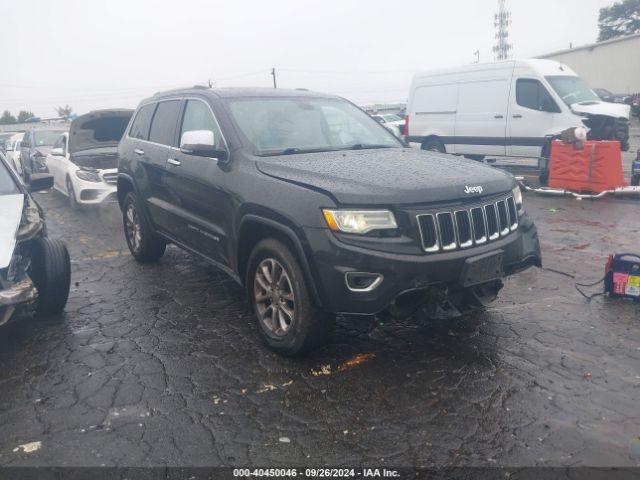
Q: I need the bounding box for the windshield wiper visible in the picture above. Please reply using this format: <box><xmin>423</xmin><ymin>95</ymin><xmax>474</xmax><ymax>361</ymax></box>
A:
<box><xmin>344</xmin><ymin>144</ymin><xmax>395</xmax><ymax>150</ymax></box>
<box><xmin>262</xmin><ymin>147</ymin><xmax>341</xmax><ymax>156</ymax></box>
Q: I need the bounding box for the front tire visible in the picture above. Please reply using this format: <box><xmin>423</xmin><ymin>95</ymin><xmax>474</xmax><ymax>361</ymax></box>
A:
<box><xmin>122</xmin><ymin>192</ymin><xmax>166</xmax><ymax>262</ymax></box>
<box><xmin>421</xmin><ymin>138</ymin><xmax>446</xmax><ymax>153</ymax></box>
<box><xmin>248</xmin><ymin>239</ymin><xmax>332</xmax><ymax>356</ymax></box>
<box><xmin>30</xmin><ymin>238</ymin><xmax>71</xmax><ymax>317</ymax></box>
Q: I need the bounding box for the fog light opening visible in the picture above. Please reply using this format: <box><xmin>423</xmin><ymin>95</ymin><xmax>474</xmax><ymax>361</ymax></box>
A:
<box><xmin>345</xmin><ymin>272</ymin><xmax>383</xmax><ymax>292</ymax></box>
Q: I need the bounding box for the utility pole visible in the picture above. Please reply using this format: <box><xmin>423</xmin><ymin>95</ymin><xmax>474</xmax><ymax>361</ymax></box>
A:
<box><xmin>492</xmin><ymin>0</ymin><xmax>513</xmax><ymax>61</ymax></box>
<box><xmin>271</xmin><ymin>67</ymin><xmax>277</xmax><ymax>89</ymax></box>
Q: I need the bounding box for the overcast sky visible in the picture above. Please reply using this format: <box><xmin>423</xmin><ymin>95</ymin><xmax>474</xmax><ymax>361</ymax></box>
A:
<box><xmin>0</xmin><ymin>0</ymin><xmax>614</xmax><ymax>117</ymax></box>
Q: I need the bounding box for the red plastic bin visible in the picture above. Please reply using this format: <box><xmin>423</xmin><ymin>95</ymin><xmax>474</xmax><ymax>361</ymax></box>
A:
<box><xmin>548</xmin><ymin>140</ymin><xmax>627</xmax><ymax>194</ymax></box>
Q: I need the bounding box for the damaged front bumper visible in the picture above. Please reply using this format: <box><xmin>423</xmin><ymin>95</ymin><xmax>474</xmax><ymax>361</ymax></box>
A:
<box><xmin>0</xmin><ymin>276</ymin><xmax>37</xmax><ymax>326</ymax></box>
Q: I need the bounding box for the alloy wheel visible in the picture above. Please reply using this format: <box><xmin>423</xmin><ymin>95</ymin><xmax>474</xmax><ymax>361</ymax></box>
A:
<box><xmin>125</xmin><ymin>204</ymin><xmax>142</xmax><ymax>253</ymax></box>
<box><xmin>254</xmin><ymin>258</ymin><xmax>295</xmax><ymax>337</ymax></box>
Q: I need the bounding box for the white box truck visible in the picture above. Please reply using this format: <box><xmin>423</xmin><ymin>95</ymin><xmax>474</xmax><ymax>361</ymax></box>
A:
<box><xmin>405</xmin><ymin>59</ymin><xmax>631</xmax><ymax>164</ymax></box>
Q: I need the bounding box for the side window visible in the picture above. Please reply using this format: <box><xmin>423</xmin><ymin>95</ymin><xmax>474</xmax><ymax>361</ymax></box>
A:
<box><xmin>129</xmin><ymin>103</ymin><xmax>156</xmax><ymax>140</ymax></box>
<box><xmin>179</xmin><ymin>100</ymin><xmax>225</xmax><ymax>149</ymax></box>
<box><xmin>148</xmin><ymin>100</ymin><xmax>181</xmax><ymax>146</ymax></box>
<box><xmin>516</xmin><ymin>79</ymin><xmax>560</xmax><ymax>113</ymax></box>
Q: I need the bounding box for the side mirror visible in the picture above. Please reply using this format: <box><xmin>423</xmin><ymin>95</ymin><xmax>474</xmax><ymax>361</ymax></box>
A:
<box><xmin>50</xmin><ymin>147</ymin><xmax>65</xmax><ymax>156</ymax></box>
<box><xmin>28</xmin><ymin>173</ymin><xmax>54</xmax><ymax>192</ymax></box>
<box><xmin>180</xmin><ymin>130</ymin><xmax>227</xmax><ymax>160</ymax></box>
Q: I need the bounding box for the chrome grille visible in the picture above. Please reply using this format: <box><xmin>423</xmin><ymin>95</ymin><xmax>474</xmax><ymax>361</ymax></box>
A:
<box><xmin>454</xmin><ymin>210</ymin><xmax>473</xmax><ymax>248</ymax></box>
<box><xmin>470</xmin><ymin>207</ymin><xmax>487</xmax><ymax>244</ymax></box>
<box><xmin>102</xmin><ymin>172</ymin><xmax>117</xmax><ymax>185</ymax></box>
<box><xmin>417</xmin><ymin>195</ymin><xmax>518</xmax><ymax>253</ymax></box>
<box><xmin>417</xmin><ymin>215</ymin><xmax>439</xmax><ymax>252</ymax></box>
<box><xmin>496</xmin><ymin>200</ymin><xmax>509</xmax><ymax>236</ymax></box>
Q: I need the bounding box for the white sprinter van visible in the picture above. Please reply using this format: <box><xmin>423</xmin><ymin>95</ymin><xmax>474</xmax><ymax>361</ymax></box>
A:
<box><xmin>405</xmin><ymin>59</ymin><xmax>631</xmax><ymax>163</ymax></box>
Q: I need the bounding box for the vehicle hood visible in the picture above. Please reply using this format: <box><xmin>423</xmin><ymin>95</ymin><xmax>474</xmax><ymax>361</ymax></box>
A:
<box><xmin>571</xmin><ymin>101</ymin><xmax>630</xmax><ymax>119</ymax></box>
<box><xmin>255</xmin><ymin>148</ymin><xmax>514</xmax><ymax>205</ymax></box>
<box><xmin>69</xmin><ymin>109</ymin><xmax>133</xmax><ymax>154</ymax></box>
<box><xmin>70</xmin><ymin>146</ymin><xmax>119</xmax><ymax>169</ymax></box>
<box><xmin>0</xmin><ymin>194</ymin><xmax>24</xmax><ymax>269</ymax></box>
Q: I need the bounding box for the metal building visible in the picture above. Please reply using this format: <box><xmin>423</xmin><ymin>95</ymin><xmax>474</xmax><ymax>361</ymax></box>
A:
<box><xmin>538</xmin><ymin>33</ymin><xmax>640</xmax><ymax>94</ymax></box>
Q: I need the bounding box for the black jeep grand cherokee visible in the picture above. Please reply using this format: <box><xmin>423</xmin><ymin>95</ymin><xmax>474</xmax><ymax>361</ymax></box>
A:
<box><xmin>117</xmin><ymin>87</ymin><xmax>541</xmax><ymax>355</ymax></box>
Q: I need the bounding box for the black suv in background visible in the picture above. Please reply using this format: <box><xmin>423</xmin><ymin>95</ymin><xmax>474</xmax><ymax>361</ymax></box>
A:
<box><xmin>117</xmin><ymin>87</ymin><xmax>541</xmax><ymax>355</ymax></box>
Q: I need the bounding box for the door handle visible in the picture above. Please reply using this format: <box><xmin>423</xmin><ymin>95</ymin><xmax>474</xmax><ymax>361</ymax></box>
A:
<box><xmin>512</xmin><ymin>114</ymin><xmax>523</xmax><ymax>119</ymax></box>
<box><xmin>494</xmin><ymin>115</ymin><xmax>504</xmax><ymax>119</ymax></box>
<box><xmin>167</xmin><ymin>158</ymin><xmax>181</xmax><ymax>166</ymax></box>
<box><xmin>134</xmin><ymin>148</ymin><xmax>144</xmax><ymax>155</ymax></box>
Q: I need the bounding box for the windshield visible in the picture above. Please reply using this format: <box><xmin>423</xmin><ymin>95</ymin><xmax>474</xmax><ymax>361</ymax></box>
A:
<box><xmin>383</xmin><ymin>114</ymin><xmax>402</xmax><ymax>122</ymax></box>
<box><xmin>546</xmin><ymin>76</ymin><xmax>600</xmax><ymax>105</ymax></box>
<box><xmin>33</xmin><ymin>130</ymin><xmax>63</xmax><ymax>147</ymax></box>
<box><xmin>226</xmin><ymin>97</ymin><xmax>401</xmax><ymax>156</ymax></box>
<box><xmin>0</xmin><ymin>153</ymin><xmax>20</xmax><ymax>195</ymax></box>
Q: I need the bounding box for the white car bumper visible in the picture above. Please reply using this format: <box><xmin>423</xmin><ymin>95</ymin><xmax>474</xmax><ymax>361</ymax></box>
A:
<box><xmin>72</xmin><ymin>170</ymin><xmax>118</xmax><ymax>205</ymax></box>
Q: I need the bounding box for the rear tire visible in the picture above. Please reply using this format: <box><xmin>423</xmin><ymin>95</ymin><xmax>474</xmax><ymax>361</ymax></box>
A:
<box><xmin>421</xmin><ymin>138</ymin><xmax>446</xmax><ymax>153</ymax></box>
<box><xmin>30</xmin><ymin>238</ymin><xmax>71</xmax><ymax>317</ymax></box>
<box><xmin>122</xmin><ymin>192</ymin><xmax>166</xmax><ymax>262</ymax></box>
<box><xmin>248</xmin><ymin>238</ymin><xmax>332</xmax><ymax>356</ymax></box>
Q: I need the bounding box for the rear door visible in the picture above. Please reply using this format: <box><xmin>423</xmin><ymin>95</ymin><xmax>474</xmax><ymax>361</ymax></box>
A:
<box><xmin>453</xmin><ymin>79</ymin><xmax>510</xmax><ymax>156</ymax></box>
<box><xmin>127</xmin><ymin>101</ymin><xmax>177</xmax><ymax>232</ymax></box>
<box><xmin>508</xmin><ymin>78</ymin><xmax>562</xmax><ymax>157</ymax></box>
<box><xmin>164</xmin><ymin>98</ymin><xmax>231</xmax><ymax>266</ymax></box>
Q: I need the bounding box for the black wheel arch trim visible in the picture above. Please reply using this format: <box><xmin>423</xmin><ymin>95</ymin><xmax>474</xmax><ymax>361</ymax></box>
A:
<box><xmin>239</xmin><ymin>214</ymin><xmax>324</xmax><ymax>308</ymax></box>
<box><xmin>116</xmin><ymin>172</ymin><xmax>140</xmax><ymax>209</ymax></box>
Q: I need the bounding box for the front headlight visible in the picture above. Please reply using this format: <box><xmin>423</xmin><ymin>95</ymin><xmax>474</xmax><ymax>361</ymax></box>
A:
<box><xmin>512</xmin><ymin>186</ymin><xmax>524</xmax><ymax>214</ymax></box>
<box><xmin>322</xmin><ymin>209</ymin><xmax>397</xmax><ymax>234</ymax></box>
<box><xmin>75</xmin><ymin>168</ymin><xmax>101</xmax><ymax>182</ymax></box>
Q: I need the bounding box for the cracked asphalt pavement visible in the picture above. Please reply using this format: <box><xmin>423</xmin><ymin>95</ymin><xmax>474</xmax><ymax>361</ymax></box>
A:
<box><xmin>1</xmin><ymin>124</ymin><xmax>639</xmax><ymax>468</ymax></box>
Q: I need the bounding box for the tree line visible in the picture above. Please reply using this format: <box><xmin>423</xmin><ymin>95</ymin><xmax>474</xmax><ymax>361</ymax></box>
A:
<box><xmin>598</xmin><ymin>0</ymin><xmax>640</xmax><ymax>41</ymax></box>
<box><xmin>0</xmin><ymin>105</ymin><xmax>74</xmax><ymax>125</ymax></box>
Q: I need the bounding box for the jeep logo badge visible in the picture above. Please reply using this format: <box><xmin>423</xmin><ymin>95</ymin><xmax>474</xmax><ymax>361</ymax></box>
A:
<box><xmin>464</xmin><ymin>185</ymin><xmax>483</xmax><ymax>194</ymax></box>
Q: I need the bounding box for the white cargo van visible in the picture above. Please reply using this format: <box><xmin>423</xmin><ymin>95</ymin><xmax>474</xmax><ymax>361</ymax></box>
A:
<box><xmin>405</xmin><ymin>59</ymin><xmax>631</xmax><ymax>162</ymax></box>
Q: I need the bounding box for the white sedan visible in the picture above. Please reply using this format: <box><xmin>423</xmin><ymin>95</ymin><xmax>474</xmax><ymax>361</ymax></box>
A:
<box><xmin>4</xmin><ymin>133</ymin><xmax>24</xmax><ymax>175</ymax></box>
<box><xmin>45</xmin><ymin>109</ymin><xmax>132</xmax><ymax>208</ymax></box>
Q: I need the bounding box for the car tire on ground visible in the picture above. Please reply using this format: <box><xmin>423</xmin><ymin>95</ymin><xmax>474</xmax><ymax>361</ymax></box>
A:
<box><xmin>30</xmin><ymin>238</ymin><xmax>71</xmax><ymax>317</ymax></box>
<box><xmin>66</xmin><ymin>176</ymin><xmax>79</xmax><ymax>210</ymax></box>
<box><xmin>421</xmin><ymin>138</ymin><xmax>446</xmax><ymax>153</ymax></box>
<box><xmin>122</xmin><ymin>192</ymin><xmax>166</xmax><ymax>262</ymax></box>
<box><xmin>248</xmin><ymin>238</ymin><xmax>332</xmax><ymax>356</ymax></box>
<box><xmin>632</xmin><ymin>175</ymin><xmax>639</xmax><ymax>187</ymax></box>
